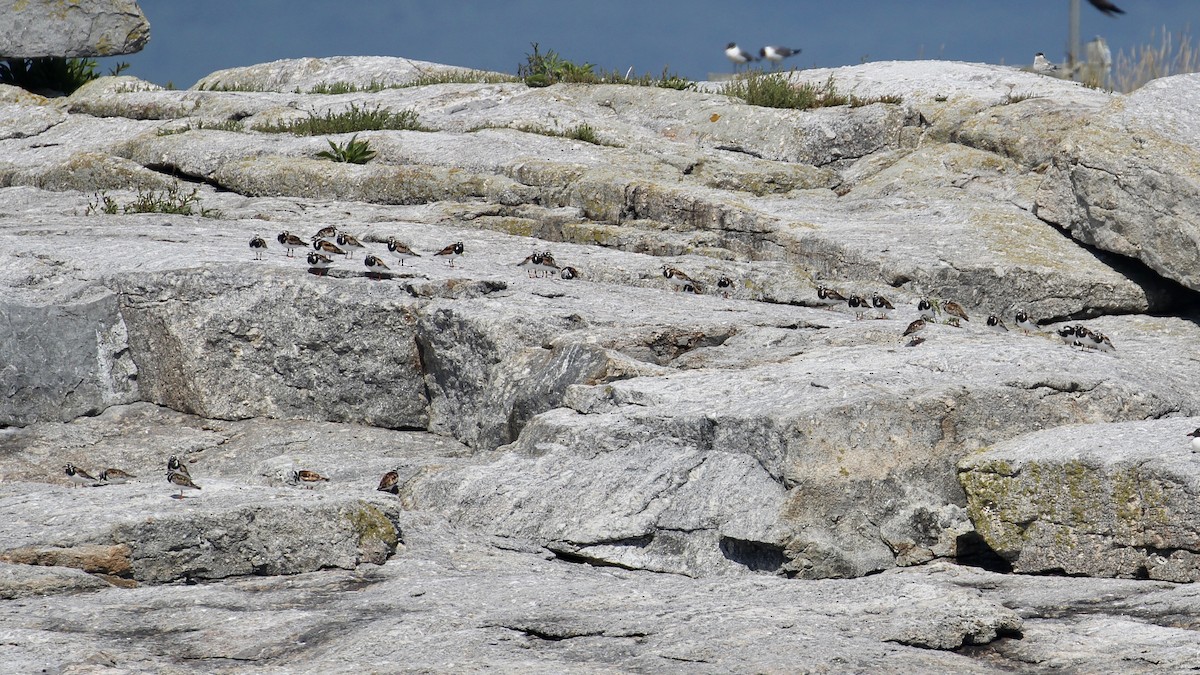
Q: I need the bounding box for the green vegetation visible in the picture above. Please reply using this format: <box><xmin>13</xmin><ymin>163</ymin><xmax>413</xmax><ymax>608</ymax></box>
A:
<box><xmin>252</xmin><ymin>103</ymin><xmax>429</xmax><ymax>134</ymax></box>
<box><xmin>518</xmin><ymin>43</ymin><xmax>692</xmax><ymax>90</ymax></box>
<box><xmin>307</xmin><ymin>70</ymin><xmax>518</xmax><ymax>94</ymax></box>
<box><xmin>86</xmin><ymin>182</ymin><xmax>221</xmax><ymax>218</ymax></box>
<box><xmin>156</xmin><ymin>119</ymin><xmax>245</xmax><ymax>135</ymax></box>
<box><xmin>472</xmin><ymin>121</ymin><xmax>618</xmax><ymax>147</ymax></box>
<box><xmin>0</xmin><ymin>57</ymin><xmax>128</xmax><ymax>95</ymax></box>
<box><xmin>1003</xmin><ymin>90</ymin><xmax>1042</xmax><ymax>105</ymax></box>
<box><xmin>316</xmin><ymin>134</ymin><xmax>377</xmax><ymax>163</ymax></box>
<box><xmin>719</xmin><ymin>72</ymin><xmax>902</xmax><ymax>110</ymax></box>
<box><xmin>1114</xmin><ymin>26</ymin><xmax>1200</xmax><ymax>93</ymax></box>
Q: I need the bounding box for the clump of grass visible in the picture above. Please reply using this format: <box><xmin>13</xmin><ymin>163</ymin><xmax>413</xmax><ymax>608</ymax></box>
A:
<box><xmin>1114</xmin><ymin>26</ymin><xmax>1200</xmax><ymax>93</ymax></box>
<box><xmin>86</xmin><ymin>183</ymin><xmax>221</xmax><ymax>218</ymax></box>
<box><xmin>0</xmin><ymin>57</ymin><xmax>127</xmax><ymax>95</ymax></box>
<box><xmin>194</xmin><ymin>80</ymin><xmax>266</xmax><ymax>92</ymax></box>
<box><xmin>1003</xmin><ymin>90</ymin><xmax>1042</xmax><ymax>105</ymax></box>
<box><xmin>720</xmin><ymin>72</ymin><xmax>901</xmax><ymax>110</ymax></box>
<box><xmin>316</xmin><ymin>134</ymin><xmax>377</xmax><ymax>163</ymax></box>
<box><xmin>517</xmin><ymin>43</ymin><xmax>693</xmax><ymax>90</ymax></box>
<box><xmin>566</xmin><ymin>123</ymin><xmax>600</xmax><ymax>144</ymax></box>
<box><xmin>156</xmin><ymin>119</ymin><xmax>245</xmax><ymax>136</ymax></box>
<box><xmin>408</xmin><ymin>70</ymin><xmax>520</xmax><ymax>87</ymax></box>
<box><xmin>474</xmin><ymin>121</ymin><xmax>617</xmax><ymax>147</ymax></box>
<box><xmin>253</xmin><ymin>103</ymin><xmax>429</xmax><ymax>134</ymax></box>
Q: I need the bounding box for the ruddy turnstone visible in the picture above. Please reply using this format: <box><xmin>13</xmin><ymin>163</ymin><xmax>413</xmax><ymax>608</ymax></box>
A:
<box><xmin>560</xmin><ymin>266</ymin><xmax>578</xmax><ymax>280</ymax></box>
<box><xmin>759</xmin><ymin>45</ymin><xmax>802</xmax><ymax>65</ymax></box>
<box><xmin>1056</xmin><ymin>325</ymin><xmax>1079</xmax><ymax>345</ymax></box>
<box><xmin>63</xmin><ymin>463</ymin><xmax>97</xmax><ymax>488</ymax></box>
<box><xmin>717</xmin><ymin>276</ymin><xmax>733</xmax><ymax>298</ymax></box>
<box><xmin>277</xmin><ymin>231</ymin><xmax>307</xmax><ymax>258</ymax></box>
<box><xmin>99</xmin><ymin>468</ymin><xmax>136</xmax><ymax>484</ymax></box>
<box><xmin>902</xmin><ymin>318</ymin><xmax>927</xmax><ymax>337</ymax></box>
<box><xmin>661</xmin><ymin>265</ymin><xmax>700</xmax><ymax>293</ymax></box>
<box><xmin>724</xmin><ymin>43</ymin><xmax>756</xmax><ymax>69</ymax></box>
<box><xmin>167</xmin><ymin>454</ymin><xmax>191</xmax><ymax>478</ymax></box>
<box><xmin>870</xmin><ymin>293</ymin><xmax>895</xmax><ymax>319</ymax></box>
<box><xmin>817</xmin><ymin>286</ymin><xmax>848</xmax><ymax>308</ymax></box>
<box><xmin>516</xmin><ymin>251</ymin><xmax>543</xmax><ymax>278</ymax></box>
<box><xmin>1015</xmin><ymin>311</ymin><xmax>1037</xmax><ymax>335</ymax></box>
<box><xmin>307</xmin><ymin>251</ymin><xmax>334</xmax><ymax>275</ymax></box>
<box><xmin>848</xmin><ymin>295</ymin><xmax>871</xmax><ymax>320</ymax></box>
<box><xmin>1088</xmin><ymin>0</ymin><xmax>1124</xmax><ymax>17</ymax></box>
<box><xmin>986</xmin><ymin>315</ymin><xmax>1008</xmax><ymax>333</ymax></box>
<box><xmin>292</xmin><ymin>469</ymin><xmax>330</xmax><ymax>488</ymax></box>
<box><xmin>386</xmin><ymin>237</ymin><xmax>420</xmax><ymax>266</ymax></box>
<box><xmin>434</xmin><ymin>241</ymin><xmax>464</xmax><ymax>267</ymax></box>
<box><xmin>377</xmin><ymin>470</ymin><xmax>400</xmax><ymax>495</ymax></box>
<box><xmin>364</xmin><ymin>254</ymin><xmax>391</xmax><ymax>280</ymax></box>
<box><xmin>313</xmin><ymin>225</ymin><xmax>337</xmax><ymax>241</ymax></box>
<box><xmin>917</xmin><ymin>299</ymin><xmax>936</xmax><ymax>322</ymax></box>
<box><xmin>249</xmin><ymin>235</ymin><xmax>267</xmax><ymax>260</ymax></box>
<box><xmin>167</xmin><ymin>468</ymin><xmax>201</xmax><ymax>498</ymax></box>
<box><xmin>943</xmin><ymin>301</ymin><xmax>970</xmax><ymax>324</ymax></box>
<box><xmin>538</xmin><ymin>251</ymin><xmax>561</xmax><ymax>277</ymax></box>
<box><xmin>1032</xmin><ymin>52</ymin><xmax>1058</xmax><ymax>73</ymax></box>
<box><xmin>313</xmin><ymin>238</ymin><xmax>347</xmax><ymax>256</ymax></box>
<box><xmin>335</xmin><ymin>232</ymin><xmax>366</xmax><ymax>258</ymax></box>
<box><xmin>1080</xmin><ymin>328</ymin><xmax>1115</xmax><ymax>352</ymax></box>
<box><xmin>1188</xmin><ymin>428</ymin><xmax>1200</xmax><ymax>453</ymax></box>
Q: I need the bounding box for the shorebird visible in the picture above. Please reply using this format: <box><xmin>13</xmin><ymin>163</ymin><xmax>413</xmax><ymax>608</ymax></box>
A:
<box><xmin>1033</xmin><ymin>53</ymin><xmax>1058</xmax><ymax>74</ymax></box>
<box><xmin>724</xmin><ymin>43</ymin><xmax>756</xmax><ymax>70</ymax></box>
<box><xmin>760</xmin><ymin>45</ymin><xmax>801</xmax><ymax>67</ymax></box>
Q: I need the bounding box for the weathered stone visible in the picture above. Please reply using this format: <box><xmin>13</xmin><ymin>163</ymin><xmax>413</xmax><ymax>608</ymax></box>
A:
<box><xmin>0</xmin><ymin>287</ymin><xmax>139</xmax><ymax>427</ymax></box>
<box><xmin>0</xmin><ymin>543</ymin><xmax>131</xmax><ymax>577</ymax></box>
<box><xmin>959</xmin><ymin>416</ymin><xmax>1200</xmax><ymax>581</ymax></box>
<box><xmin>0</xmin><ymin>560</ymin><xmax>109</xmax><ymax>599</ymax></box>
<box><xmin>0</xmin><ymin>0</ymin><xmax>149</xmax><ymax>58</ymax></box>
<box><xmin>1036</xmin><ymin>73</ymin><xmax>1200</xmax><ymax>291</ymax></box>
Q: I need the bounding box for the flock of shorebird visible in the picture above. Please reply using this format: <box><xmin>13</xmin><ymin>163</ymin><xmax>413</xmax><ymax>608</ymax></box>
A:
<box><xmin>63</xmin><ymin>454</ymin><xmax>407</xmax><ymax>499</ymax></box>
<box><xmin>250</xmin><ymin>226</ymin><xmax>579</xmax><ymax>281</ymax></box>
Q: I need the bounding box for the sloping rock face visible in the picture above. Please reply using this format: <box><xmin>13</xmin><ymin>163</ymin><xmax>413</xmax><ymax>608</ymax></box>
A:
<box><xmin>960</xmin><ymin>416</ymin><xmax>1200</xmax><ymax>582</ymax></box>
<box><xmin>2</xmin><ymin>55</ymin><xmax>1200</xmax><ymax>671</ymax></box>
<box><xmin>1036</xmin><ymin>72</ymin><xmax>1200</xmax><ymax>292</ymax></box>
<box><xmin>0</xmin><ymin>0</ymin><xmax>149</xmax><ymax>58</ymax></box>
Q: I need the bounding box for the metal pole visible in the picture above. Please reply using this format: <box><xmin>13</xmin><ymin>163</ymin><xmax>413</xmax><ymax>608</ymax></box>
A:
<box><xmin>1068</xmin><ymin>0</ymin><xmax>1080</xmax><ymax>78</ymax></box>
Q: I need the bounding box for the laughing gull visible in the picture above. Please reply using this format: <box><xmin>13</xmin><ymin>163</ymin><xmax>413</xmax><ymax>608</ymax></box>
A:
<box><xmin>1088</xmin><ymin>0</ymin><xmax>1124</xmax><ymax>17</ymax></box>
<box><xmin>724</xmin><ymin>43</ymin><xmax>756</xmax><ymax>70</ymax></box>
<box><xmin>759</xmin><ymin>45</ymin><xmax>802</xmax><ymax>66</ymax></box>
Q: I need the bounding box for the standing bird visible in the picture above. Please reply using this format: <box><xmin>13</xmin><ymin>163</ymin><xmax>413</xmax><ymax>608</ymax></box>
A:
<box><xmin>63</xmin><ymin>463</ymin><xmax>98</xmax><ymax>488</ymax></box>
<box><xmin>661</xmin><ymin>265</ymin><xmax>700</xmax><ymax>293</ymax></box>
<box><xmin>249</xmin><ymin>235</ymin><xmax>267</xmax><ymax>260</ymax></box>
<box><xmin>1088</xmin><ymin>0</ymin><xmax>1124</xmax><ymax>17</ymax></box>
<box><xmin>517</xmin><ymin>251</ymin><xmax>543</xmax><ymax>278</ymax></box>
<box><xmin>538</xmin><ymin>251</ymin><xmax>561</xmax><ymax>277</ymax></box>
<box><xmin>167</xmin><ymin>468</ymin><xmax>201</xmax><ymax>499</ymax></box>
<box><xmin>1032</xmin><ymin>53</ymin><xmax>1059</xmax><ymax>74</ymax></box>
<box><xmin>386</xmin><ymin>237</ymin><xmax>420</xmax><ymax>266</ymax></box>
<box><xmin>917</xmin><ymin>299</ymin><xmax>937</xmax><ymax>322</ymax></box>
<box><xmin>986</xmin><ymin>315</ymin><xmax>1009</xmax><ymax>333</ymax></box>
<box><xmin>364</xmin><ymin>254</ymin><xmax>391</xmax><ymax>280</ymax></box>
<box><xmin>433</xmin><ymin>241</ymin><xmax>464</xmax><ymax>268</ymax></box>
<box><xmin>167</xmin><ymin>454</ymin><xmax>190</xmax><ymax>478</ymax></box>
<box><xmin>1056</xmin><ymin>325</ymin><xmax>1080</xmax><ymax>346</ymax></box>
<box><xmin>291</xmin><ymin>469</ymin><xmax>330</xmax><ymax>489</ymax></box>
<box><xmin>847</xmin><ymin>295</ymin><xmax>871</xmax><ymax>320</ymax></box>
<box><xmin>902</xmin><ymin>319</ymin><xmax>927</xmax><ymax>338</ymax></box>
<box><xmin>817</xmin><ymin>286</ymin><xmax>848</xmax><ymax>308</ymax></box>
<box><xmin>306</xmin><ymin>251</ymin><xmax>334</xmax><ymax>276</ymax></box>
<box><xmin>277</xmin><ymin>231</ymin><xmax>307</xmax><ymax>258</ymax></box>
<box><xmin>942</xmin><ymin>301</ymin><xmax>970</xmax><ymax>324</ymax></box>
<box><xmin>724</xmin><ymin>43</ymin><xmax>756</xmax><ymax>70</ymax></box>
<box><xmin>1188</xmin><ymin>428</ymin><xmax>1200</xmax><ymax>453</ymax></box>
<box><xmin>759</xmin><ymin>46</ymin><xmax>802</xmax><ymax>67</ymax></box>
<box><xmin>99</xmin><ymin>468</ymin><xmax>137</xmax><ymax>485</ymax></box>
<box><xmin>335</xmin><ymin>232</ymin><xmax>366</xmax><ymax>258</ymax></box>
<box><xmin>313</xmin><ymin>238</ymin><xmax>346</xmax><ymax>257</ymax></box>
<box><xmin>871</xmin><ymin>293</ymin><xmax>895</xmax><ymax>319</ymax></box>
<box><xmin>1015</xmin><ymin>311</ymin><xmax>1038</xmax><ymax>335</ymax></box>
<box><xmin>377</xmin><ymin>470</ymin><xmax>400</xmax><ymax>495</ymax></box>
<box><xmin>717</xmin><ymin>276</ymin><xmax>734</xmax><ymax>299</ymax></box>
<box><xmin>312</xmin><ymin>225</ymin><xmax>338</xmax><ymax>241</ymax></box>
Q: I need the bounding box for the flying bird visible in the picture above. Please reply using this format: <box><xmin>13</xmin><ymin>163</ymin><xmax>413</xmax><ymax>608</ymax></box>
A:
<box><xmin>1088</xmin><ymin>0</ymin><xmax>1124</xmax><ymax>17</ymax></box>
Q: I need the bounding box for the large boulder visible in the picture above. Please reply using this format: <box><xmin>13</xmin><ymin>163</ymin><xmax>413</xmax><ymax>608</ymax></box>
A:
<box><xmin>1036</xmin><ymin>73</ymin><xmax>1200</xmax><ymax>292</ymax></box>
<box><xmin>0</xmin><ymin>0</ymin><xmax>149</xmax><ymax>58</ymax></box>
<box><xmin>959</xmin><ymin>416</ymin><xmax>1200</xmax><ymax>582</ymax></box>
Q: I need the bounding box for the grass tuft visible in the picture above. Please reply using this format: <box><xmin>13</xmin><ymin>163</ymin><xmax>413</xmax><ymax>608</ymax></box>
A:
<box><xmin>1114</xmin><ymin>26</ymin><xmax>1200</xmax><ymax>93</ymax></box>
<box><xmin>316</xmin><ymin>134</ymin><xmax>377</xmax><ymax>163</ymax></box>
<box><xmin>252</xmin><ymin>103</ymin><xmax>429</xmax><ymax>134</ymax></box>
<box><xmin>86</xmin><ymin>183</ymin><xmax>221</xmax><ymax>218</ymax></box>
<box><xmin>720</xmin><ymin>72</ymin><xmax>901</xmax><ymax>110</ymax></box>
